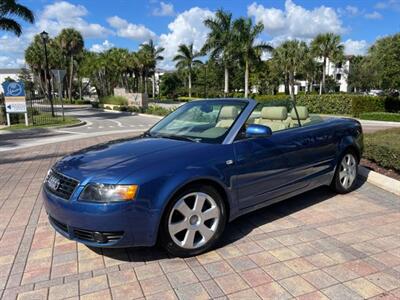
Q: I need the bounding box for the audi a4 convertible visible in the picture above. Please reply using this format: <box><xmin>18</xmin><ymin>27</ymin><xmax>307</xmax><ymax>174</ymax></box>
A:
<box><xmin>43</xmin><ymin>99</ymin><xmax>363</xmax><ymax>256</ymax></box>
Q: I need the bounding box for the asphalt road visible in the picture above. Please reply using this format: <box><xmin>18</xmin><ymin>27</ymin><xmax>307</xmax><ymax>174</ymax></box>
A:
<box><xmin>0</xmin><ymin>107</ymin><xmax>160</xmax><ymax>151</ymax></box>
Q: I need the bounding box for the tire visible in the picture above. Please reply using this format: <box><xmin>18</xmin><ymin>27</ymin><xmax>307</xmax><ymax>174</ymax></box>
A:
<box><xmin>331</xmin><ymin>149</ymin><xmax>359</xmax><ymax>194</ymax></box>
<box><xmin>160</xmin><ymin>184</ymin><xmax>227</xmax><ymax>257</ymax></box>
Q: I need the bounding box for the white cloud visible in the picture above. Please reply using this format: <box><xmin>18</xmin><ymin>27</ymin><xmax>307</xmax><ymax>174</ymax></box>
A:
<box><xmin>159</xmin><ymin>7</ymin><xmax>213</xmax><ymax>69</ymax></box>
<box><xmin>0</xmin><ymin>56</ymin><xmax>26</xmax><ymax>68</ymax></box>
<box><xmin>37</xmin><ymin>1</ymin><xmax>111</xmax><ymax>38</ymax></box>
<box><xmin>345</xmin><ymin>5</ymin><xmax>360</xmax><ymax>15</ymax></box>
<box><xmin>343</xmin><ymin>39</ymin><xmax>369</xmax><ymax>55</ymax></box>
<box><xmin>90</xmin><ymin>40</ymin><xmax>114</xmax><ymax>52</ymax></box>
<box><xmin>152</xmin><ymin>2</ymin><xmax>175</xmax><ymax>16</ymax></box>
<box><xmin>247</xmin><ymin>0</ymin><xmax>344</xmax><ymax>41</ymax></box>
<box><xmin>364</xmin><ymin>11</ymin><xmax>383</xmax><ymax>19</ymax></box>
<box><xmin>107</xmin><ymin>16</ymin><xmax>156</xmax><ymax>41</ymax></box>
<box><xmin>375</xmin><ymin>0</ymin><xmax>400</xmax><ymax>10</ymax></box>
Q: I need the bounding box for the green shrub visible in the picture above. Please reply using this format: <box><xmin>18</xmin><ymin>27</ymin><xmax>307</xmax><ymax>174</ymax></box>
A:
<box><xmin>91</xmin><ymin>102</ymin><xmax>99</xmax><ymax>108</ymax></box>
<box><xmin>359</xmin><ymin>112</ymin><xmax>400</xmax><ymax>122</ymax></box>
<box><xmin>177</xmin><ymin>96</ymin><xmax>200</xmax><ymax>102</ymax></box>
<box><xmin>100</xmin><ymin>96</ymin><xmax>128</xmax><ymax>106</ymax></box>
<box><xmin>352</xmin><ymin>96</ymin><xmax>385</xmax><ymax>116</ymax></box>
<box><xmin>145</xmin><ymin>105</ymin><xmax>172</xmax><ymax>116</ymax></box>
<box><xmin>364</xmin><ymin>128</ymin><xmax>400</xmax><ymax>172</ymax></box>
<box><xmin>253</xmin><ymin>94</ymin><xmax>399</xmax><ymax>116</ymax></box>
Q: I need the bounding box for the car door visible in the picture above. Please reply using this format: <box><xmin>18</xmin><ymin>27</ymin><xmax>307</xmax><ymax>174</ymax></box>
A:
<box><xmin>232</xmin><ymin>129</ymin><xmax>311</xmax><ymax>210</ymax></box>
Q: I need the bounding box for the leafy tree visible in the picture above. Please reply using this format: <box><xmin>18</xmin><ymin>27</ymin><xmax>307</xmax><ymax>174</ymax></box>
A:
<box><xmin>366</xmin><ymin>33</ymin><xmax>400</xmax><ymax>91</ymax></box>
<box><xmin>311</xmin><ymin>33</ymin><xmax>344</xmax><ymax>94</ymax></box>
<box><xmin>272</xmin><ymin>40</ymin><xmax>308</xmax><ymax>100</ymax></box>
<box><xmin>0</xmin><ymin>0</ymin><xmax>34</xmax><ymax>36</ymax></box>
<box><xmin>56</xmin><ymin>28</ymin><xmax>84</xmax><ymax>102</ymax></box>
<box><xmin>160</xmin><ymin>72</ymin><xmax>182</xmax><ymax>99</ymax></box>
<box><xmin>202</xmin><ymin>9</ymin><xmax>234</xmax><ymax>96</ymax></box>
<box><xmin>232</xmin><ymin>17</ymin><xmax>272</xmax><ymax>98</ymax></box>
<box><xmin>139</xmin><ymin>39</ymin><xmax>164</xmax><ymax>98</ymax></box>
<box><xmin>173</xmin><ymin>43</ymin><xmax>203</xmax><ymax>97</ymax></box>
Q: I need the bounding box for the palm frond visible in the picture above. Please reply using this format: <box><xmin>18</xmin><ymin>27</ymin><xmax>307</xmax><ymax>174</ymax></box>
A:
<box><xmin>0</xmin><ymin>17</ymin><xmax>21</xmax><ymax>36</ymax></box>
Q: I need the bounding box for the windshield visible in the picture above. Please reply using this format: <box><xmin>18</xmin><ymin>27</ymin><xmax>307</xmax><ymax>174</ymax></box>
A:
<box><xmin>149</xmin><ymin>100</ymin><xmax>248</xmax><ymax>143</ymax></box>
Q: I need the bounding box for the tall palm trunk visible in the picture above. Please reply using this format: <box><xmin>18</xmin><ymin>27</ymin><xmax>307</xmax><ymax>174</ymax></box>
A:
<box><xmin>188</xmin><ymin>71</ymin><xmax>192</xmax><ymax>98</ymax></box>
<box><xmin>152</xmin><ymin>74</ymin><xmax>156</xmax><ymax>99</ymax></box>
<box><xmin>224</xmin><ymin>66</ymin><xmax>229</xmax><ymax>96</ymax></box>
<box><xmin>244</xmin><ymin>60</ymin><xmax>249</xmax><ymax>98</ymax></box>
<box><xmin>320</xmin><ymin>56</ymin><xmax>326</xmax><ymax>95</ymax></box>
<box><xmin>144</xmin><ymin>74</ymin><xmax>148</xmax><ymax>94</ymax></box>
<box><xmin>69</xmin><ymin>54</ymin><xmax>74</xmax><ymax>102</ymax></box>
<box><xmin>289</xmin><ymin>72</ymin><xmax>295</xmax><ymax>101</ymax></box>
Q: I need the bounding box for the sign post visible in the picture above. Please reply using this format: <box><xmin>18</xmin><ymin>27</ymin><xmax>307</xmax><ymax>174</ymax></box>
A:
<box><xmin>1</xmin><ymin>81</ymin><xmax>28</xmax><ymax>126</ymax></box>
<box><xmin>51</xmin><ymin>69</ymin><xmax>66</xmax><ymax>121</ymax></box>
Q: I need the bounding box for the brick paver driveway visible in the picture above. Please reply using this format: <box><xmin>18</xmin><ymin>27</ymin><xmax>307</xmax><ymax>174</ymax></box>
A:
<box><xmin>1</xmin><ymin>133</ymin><xmax>399</xmax><ymax>300</ymax></box>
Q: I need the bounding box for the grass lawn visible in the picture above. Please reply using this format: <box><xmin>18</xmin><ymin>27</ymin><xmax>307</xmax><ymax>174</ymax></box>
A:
<box><xmin>1</xmin><ymin>115</ymin><xmax>80</xmax><ymax>131</ymax></box>
<box><xmin>363</xmin><ymin>128</ymin><xmax>400</xmax><ymax>173</ymax></box>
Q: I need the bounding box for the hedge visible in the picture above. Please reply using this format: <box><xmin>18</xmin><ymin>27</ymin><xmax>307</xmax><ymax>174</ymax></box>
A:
<box><xmin>363</xmin><ymin>128</ymin><xmax>400</xmax><ymax>172</ymax></box>
<box><xmin>359</xmin><ymin>112</ymin><xmax>400</xmax><ymax>122</ymax></box>
<box><xmin>100</xmin><ymin>96</ymin><xmax>128</xmax><ymax>106</ymax></box>
<box><xmin>254</xmin><ymin>94</ymin><xmax>400</xmax><ymax>117</ymax></box>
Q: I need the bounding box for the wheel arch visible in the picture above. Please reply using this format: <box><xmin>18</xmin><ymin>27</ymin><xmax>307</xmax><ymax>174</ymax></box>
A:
<box><xmin>155</xmin><ymin>176</ymin><xmax>232</xmax><ymax>243</ymax></box>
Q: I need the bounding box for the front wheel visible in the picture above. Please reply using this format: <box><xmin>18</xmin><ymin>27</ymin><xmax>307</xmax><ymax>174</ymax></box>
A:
<box><xmin>331</xmin><ymin>150</ymin><xmax>358</xmax><ymax>193</ymax></box>
<box><xmin>160</xmin><ymin>185</ymin><xmax>226</xmax><ymax>257</ymax></box>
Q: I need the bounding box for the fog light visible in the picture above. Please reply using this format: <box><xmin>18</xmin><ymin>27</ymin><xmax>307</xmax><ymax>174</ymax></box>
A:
<box><xmin>93</xmin><ymin>232</ymin><xmax>107</xmax><ymax>243</ymax></box>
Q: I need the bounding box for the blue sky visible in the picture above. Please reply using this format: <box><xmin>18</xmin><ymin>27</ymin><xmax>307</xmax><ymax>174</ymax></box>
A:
<box><xmin>1</xmin><ymin>0</ymin><xmax>399</xmax><ymax>69</ymax></box>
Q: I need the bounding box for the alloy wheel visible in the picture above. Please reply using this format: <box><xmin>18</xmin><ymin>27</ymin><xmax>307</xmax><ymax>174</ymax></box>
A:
<box><xmin>339</xmin><ymin>153</ymin><xmax>357</xmax><ymax>189</ymax></box>
<box><xmin>168</xmin><ymin>192</ymin><xmax>220</xmax><ymax>249</ymax></box>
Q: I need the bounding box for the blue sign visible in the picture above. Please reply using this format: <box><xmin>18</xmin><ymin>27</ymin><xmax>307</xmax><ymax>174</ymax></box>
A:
<box><xmin>2</xmin><ymin>81</ymin><xmax>25</xmax><ymax>97</ymax></box>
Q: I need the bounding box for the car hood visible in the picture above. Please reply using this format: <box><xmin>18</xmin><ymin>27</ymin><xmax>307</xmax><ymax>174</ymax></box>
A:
<box><xmin>54</xmin><ymin>137</ymin><xmax>192</xmax><ymax>184</ymax></box>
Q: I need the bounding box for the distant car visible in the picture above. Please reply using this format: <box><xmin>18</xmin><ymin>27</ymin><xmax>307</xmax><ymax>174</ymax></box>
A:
<box><xmin>43</xmin><ymin>99</ymin><xmax>363</xmax><ymax>257</ymax></box>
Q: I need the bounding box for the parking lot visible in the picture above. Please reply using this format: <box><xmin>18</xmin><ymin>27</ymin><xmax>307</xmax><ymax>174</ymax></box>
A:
<box><xmin>0</xmin><ymin>132</ymin><xmax>399</xmax><ymax>300</ymax></box>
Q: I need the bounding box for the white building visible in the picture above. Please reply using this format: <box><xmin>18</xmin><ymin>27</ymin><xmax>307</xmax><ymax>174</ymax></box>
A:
<box><xmin>278</xmin><ymin>57</ymin><xmax>351</xmax><ymax>94</ymax></box>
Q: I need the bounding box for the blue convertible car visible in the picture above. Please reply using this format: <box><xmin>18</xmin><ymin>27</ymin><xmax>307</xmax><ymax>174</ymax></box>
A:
<box><xmin>43</xmin><ymin>99</ymin><xmax>363</xmax><ymax>256</ymax></box>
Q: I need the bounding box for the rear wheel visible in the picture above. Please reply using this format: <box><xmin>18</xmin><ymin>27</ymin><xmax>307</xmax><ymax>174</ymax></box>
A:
<box><xmin>160</xmin><ymin>185</ymin><xmax>226</xmax><ymax>257</ymax></box>
<box><xmin>331</xmin><ymin>150</ymin><xmax>358</xmax><ymax>193</ymax></box>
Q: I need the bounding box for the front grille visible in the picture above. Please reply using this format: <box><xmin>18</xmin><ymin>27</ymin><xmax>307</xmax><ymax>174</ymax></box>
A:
<box><xmin>45</xmin><ymin>169</ymin><xmax>79</xmax><ymax>200</ymax></box>
<box><xmin>49</xmin><ymin>215</ymin><xmax>124</xmax><ymax>244</ymax></box>
<box><xmin>49</xmin><ymin>216</ymin><xmax>68</xmax><ymax>233</ymax></box>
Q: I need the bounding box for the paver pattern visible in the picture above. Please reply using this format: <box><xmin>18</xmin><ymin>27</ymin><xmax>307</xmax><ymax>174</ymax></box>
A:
<box><xmin>0</xmin><ymin>132</ymin><xmax>399</xmax><ymax>300</ymax></box>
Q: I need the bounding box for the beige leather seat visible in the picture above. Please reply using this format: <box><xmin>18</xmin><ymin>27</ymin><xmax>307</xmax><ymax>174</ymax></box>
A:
<box><xmin>288</xmin><ymin>106</ymin><xmax>311</xmax><ymax>127</ymax></box>
<box><xmin>216</xmin><ymin>106</ymin><xmax>239</xmax><ymax>128</ymax></box>
<box><xmin>255</xmin><ymin>106</ymin><xmax>288</xmax><ymax>132</ymax></box>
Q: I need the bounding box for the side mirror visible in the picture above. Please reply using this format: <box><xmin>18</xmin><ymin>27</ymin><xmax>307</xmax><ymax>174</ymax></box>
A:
<box><xmin>246</xmin><ymin>124</ymin><xmax>272</xmax><ymax>138</ymax></box>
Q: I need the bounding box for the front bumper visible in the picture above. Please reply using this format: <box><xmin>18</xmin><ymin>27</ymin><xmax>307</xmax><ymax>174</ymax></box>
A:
<box><xmin>43</xmin><ymin>188</ymin><xmax>161</xmax><ymax>248</ymax></box>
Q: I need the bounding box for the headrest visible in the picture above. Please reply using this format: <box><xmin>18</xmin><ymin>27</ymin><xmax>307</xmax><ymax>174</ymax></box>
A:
<box><xmin>290</xmin><ymin>106</ymin><xmax>309</xmax><ymax>120</ymax></box>
<box><xmin>219</xmin><ymin>106</ymin><xmax>239</xmax><ymax>119</ymax></box>
<box><xmin>261</xmin><ymin>106</ymin><xmax>288</xmax><ymax>120</ymax></box>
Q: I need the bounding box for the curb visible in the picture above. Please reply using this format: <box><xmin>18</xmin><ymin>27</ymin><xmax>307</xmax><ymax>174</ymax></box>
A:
<box><xmin>96</xmin><ymin>108</ymin><xmax>164</xmax><ymax>119</ymax></box>
<box><xmin>359</xmin><ymin>166</ymin><xmax>400</xmax><ymax>196</ymax></box>
<box><xmin>0</xmin><ymin>120</ymin><xmax>86</xmax><ymax>134</ymax></box>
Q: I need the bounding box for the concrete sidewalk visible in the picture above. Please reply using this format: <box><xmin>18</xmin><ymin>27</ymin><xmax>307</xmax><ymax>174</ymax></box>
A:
<box><xmin>0</xmin><ymin>132</ymin><xmax>399</xmax><ymax>299</ymax></box>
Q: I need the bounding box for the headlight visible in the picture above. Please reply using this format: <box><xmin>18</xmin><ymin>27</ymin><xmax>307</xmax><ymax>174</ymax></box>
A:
<box><xmin>79</xmin><ymin>184</ymin><xmax>138</xmax><ymax>202</ymax></box>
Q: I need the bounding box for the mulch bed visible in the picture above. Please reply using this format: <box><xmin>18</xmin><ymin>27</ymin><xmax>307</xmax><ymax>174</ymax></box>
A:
<box><xmin>361</xmin><ymin>158</ymin><xmax>400</xmax><ymax>181</ymax></box>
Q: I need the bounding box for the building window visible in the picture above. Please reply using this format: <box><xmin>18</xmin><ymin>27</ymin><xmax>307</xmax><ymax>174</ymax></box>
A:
<box><xmin>336</xmin><ymin>62</ymin><xmax>342</xmax><ymax>68</ymax></box>
<box><xmin>336</xmin><ymin>74</ymin><xmax>341</xmax><ymax>81</ymax></box>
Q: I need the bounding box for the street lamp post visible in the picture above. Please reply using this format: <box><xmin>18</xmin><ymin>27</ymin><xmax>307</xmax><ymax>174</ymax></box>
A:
<box><xmin>40</xmin><ymin>30</ymin><xmax>55</xmax><ymax>117</ymax></box>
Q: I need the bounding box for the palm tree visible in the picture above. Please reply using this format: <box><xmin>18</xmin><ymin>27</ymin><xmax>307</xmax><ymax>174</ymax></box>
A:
<box><xmin>202</xmin><ymin>9</ymin><xmax>234</xmax><ymax>96</ymax></box>
<box><xmin>311</xmin><ymin>33</ymin><xmax>344</xmax><ymax>94</ymax></box>
<box><xmin>273</xmin><ymin>40</ymin><xmax>308</xmax><ymax>101</ymax></box>
<box><xmin>139</xmin><ymin>39</ymin><xmax>164</xmax><ymax>98</ymax></box>
<box><xmin>0</xmin><ymin>0</ymin><xmax>34</xmax><ymax>36</ymax></box>
<box><xmin>233</xmin><ymin>17</ymin><xmax>273</xmax><ymax>98</ymax></box>
<box><xmin>173</xmin><ymin>43</ymin><xmax>202</xmax><ymax>97</ymax></box>
<box><xmin>56</xmin><ymin>28</ymin><xmax>84</xmax><ymax>101</ymax></box>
